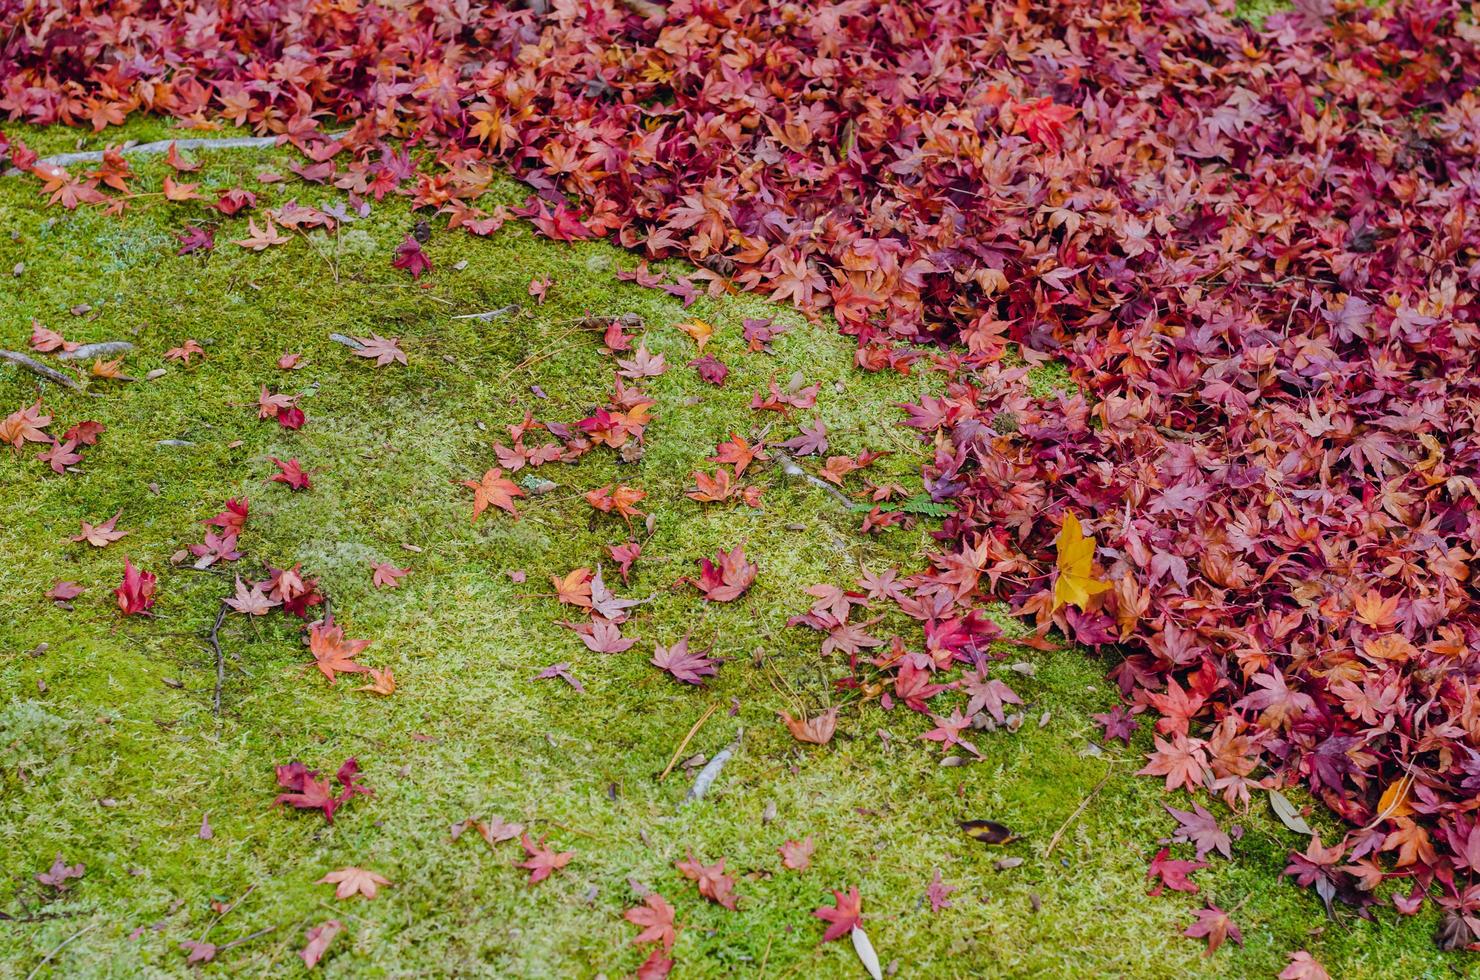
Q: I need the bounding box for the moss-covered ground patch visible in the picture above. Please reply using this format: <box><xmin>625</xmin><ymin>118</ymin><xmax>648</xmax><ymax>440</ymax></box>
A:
<box><xmin>0</xmin><ymin>120</ymin><xmax>1464</xmax><ymax>978</ymax></box>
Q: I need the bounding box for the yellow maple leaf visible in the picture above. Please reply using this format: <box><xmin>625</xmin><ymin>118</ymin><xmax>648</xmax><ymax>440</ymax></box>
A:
<box><xmin>1052</xmin><ymin>511</ymin><xmax>1110</xmax><ymax>611</ymax></box>
<box><xmin>676</xmin><ymin>318</ymin><xmax>714</xmax><ymax>351</ymax></box>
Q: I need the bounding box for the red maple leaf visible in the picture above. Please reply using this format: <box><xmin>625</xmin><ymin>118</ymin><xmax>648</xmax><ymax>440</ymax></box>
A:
<box><xmin>676</xmin><ymin>853</ymin><xmax>738</xmax><ymax>910</ymax></box>
<box><xmin>651</xmin><ymin>637</ymin><xmax>718</xmax><ymax>685</ymax></box>
<box><xmin>694</xmin><ymin>546</ymin><xmax>756</xmax><ymax>602</ymax></box>
<box><xmin>518</xmin><ymin>833</ymin><xmax>573</xmax><ymax>884</ymax></box>
<box><xmin>115</xmin><ymin>558</ymin><xmax>156</xmax><ymax>615</ymax></box>
<box><xmin>1146</xmin><ymin>847</ymin><xmax>1207</xmax><ymax>896</ymax></box>
<box><xmin>813</xmin><ymin>886</ymin><xmax>862</xmax><ymax>942</ymax></box>
<box><xmin>391</xmin><ymin>234</ymin><xmax>431</xmax><ymax>279</ymax></box>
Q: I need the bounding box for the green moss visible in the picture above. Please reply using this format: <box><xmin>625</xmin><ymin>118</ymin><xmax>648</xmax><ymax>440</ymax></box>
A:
<box><xmin>0</xmin><ymin>123</ymin><xmax>1459</xmax><ymax>977</ymax></box>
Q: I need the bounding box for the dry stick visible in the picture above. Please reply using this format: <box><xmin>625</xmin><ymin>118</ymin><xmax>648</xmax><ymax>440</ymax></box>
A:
<box><xmin>0</xmin><ymin>350</ymin><xmax>91</xmax><ymax>394</ymax></box>
<box><xmin>1043</xmin><ymin>770</ymin><xmax>1114</xmax><ymax>858</ymax></box>
<box><xmin>216</xmin><ymin>926</ymin><xmax>277</xmax><ymax>952</ymax></box>
<box><xmin>3</xmin><ymin>132</ymin><xmax>346</xmax><ymax>177</ymax></box>
<box><xmin>207</xmin><ymin>602</ymin><xmax>228</xmax><ymax>719</ymax></box>
<box><xmin>25</xmin><ymin>921</ymin><xmax>100</xmax><ymax>980</ymax></box>
<box><xmin>658</xmin><ymin>702</ymin><xmax>720</xmax><ymax>782</ymax></box>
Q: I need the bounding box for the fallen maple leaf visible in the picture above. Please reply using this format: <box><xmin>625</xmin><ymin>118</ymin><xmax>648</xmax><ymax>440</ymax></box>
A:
<box><xmin>370</xmin><ymin>562</ymin><xmax>409</xmax><ymax>589</ymax></box>
<box><xmin>1279</xmin><ymin>951</ymin><xmax>1331</xmax><ymax>980</ymax></box>
<box><xmin>305</xmin><ymin>618</ymin><xmax>371</xmax><ymax>684</ymax></box>
<box><xmin>676</xmin><ymin>853</ymin><xmax>738</xmax><ymax>910</ymax></box>
<box><xmin>224</xmin><ymin>576</ymin><xmax>279</xmax><ymax>616</ymax></box>
<box><xmin>1146</xmin><ymin>846</ymin><xmax>1207</xmax><ymax>896</ymax></box>
<box><xmin>676</xmin><ymin>318</ymin><xmax>714</xmax><ymax>350</ymax></box>
<box><xmin>0</xmin><ymin>400</ymin><xmax>52</xmax><ymax>450</ymax></box>
<box><xmin>30</xmin><ymin>323</ymin><xmax>76</xmax><ymax>353</ymax></box>
<box><xmin>37</xmin><ymin>438</ymin><xmax>83</xmax><ymax>473</ymax></box>
<box><xmin>465</xmin><ymin>468</ymin><xmax>524</xmax><ymax>521</ymax></box>
<box><xmin>518</xmin><ymin>833</ymin><xmax>573</xmax><ymax>885</ymax></box>
<box><xmin>585</xmin><ymin>484</ymin><xmax>646</xmax><ymax>521</ymax></box>
<box><xmin>779</xmin><ymin>708</ymin><xmax>838</xmax><ymax>746</ymax></box>
<box><xmin>353</xmin><ymin>667</ymin><xmax>397</xmax><ymax>696</ymax></box>
<box><xmin>392</xmin><ymin>234</ymin><xmax>431</xmax><ymax>279</ymax></box>
<box><xmin>1184</xmin><ymin>903</ymin><xmax>1242</xmax><ymax>956</ymax></box>
<box><xmin>779</xmin><ymin>837</ymin><xmax>815</xmax><ymax>871</ymax></box>
<box><xmin>625</xmin><ymin>893</ymin><xmax>679</xmax><ymax>950</ymax></box>
<box><xmin>637</xmin><ymin>949</ymin><xmax>674</xmax><ymax>980</ymax></box>
<box><xmin>814</xmin><ymin>886</ymin><xmax>862</xmax><ymax>942</ymax></box>
<box><xmin>47</xmin><ymin>580</ymin><xmax>84</xmax><ymax>603</ymax></box>
<box><xmin>694</xmin><ymin>545</ymin><xmax>756</xmax><ymax>602</ymax></box>
<box><xmin>35</xmin><ymin>854</ymin><xmax>84</xmax><ymax>890</ymax></box>
<box><xmin>652</xmin><ymin>637</ymin><xmax>719</xmax><ymax>685</ymax></box>
<box><xmin>352</xmin><ymin>334</ymin><xmax>407</xmax><ymax>367</ymax></box>
<box><xmin>318</xmin><ymin>867</ymin><xmax>391</xmax><ymax>900</ymax></box>
<box><xmin>63</xmin><ymin>420</ymin><xmax>104</xmax><ymax>446</ymax></box>
<box><xmin>115</xmin><ymin>558</ymin><xmax>156</xmax><ymax>615</ymax></box>
<box><xmin>273</xmin><ymin>758</ymin><xmax>371</xmax><ymax>824</ymax></box>
<box><xmin>689</xmin><ymin>354</ymin><xmax>728</xmax><ymax>385</ymax></box>
<box><xmin>451</xmin><ymin>815</ymin><xmax>524</xmax><ymax>846</ymax></box>
<box><xmin>269</xmin><ymin>457</ymin><xmax>313</xmax><ymax>491</ymax></box>
<box><xmin>165</xmin><ymin>339</ymin><xmax>205</xmax><ymax>364</ymax></box>
<box><xmin>237</xmin><ymin>216</ymin><xmax>291</xmax><ymax>250</ymax></box>
<box><xmin>73</xmin><ymin>511</ymin><xmax>128</xmax><ymax>547</ymax></box>
<box><xmin>1052</xmin><ymin>511</ymin><xmax>1109</xmax><ymax>610</ymax></box>
<box><xmin>300</xmin><ymin>919</ymin><xmax>342</xmax><ymax>969</ymax></box>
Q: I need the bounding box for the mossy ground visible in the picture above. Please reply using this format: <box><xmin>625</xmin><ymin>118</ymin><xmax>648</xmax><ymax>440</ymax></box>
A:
<box><xmin>0</xmin><ymin>115</ymin><xmax>1465</xmax><ymax>979</ymax></box>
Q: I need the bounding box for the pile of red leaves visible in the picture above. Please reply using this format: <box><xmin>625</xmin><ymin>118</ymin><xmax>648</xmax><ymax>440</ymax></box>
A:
<box><xmin>7</xmin><ymin>0</ymin><xmax>1480</xmax><ymax>929</ymax></box>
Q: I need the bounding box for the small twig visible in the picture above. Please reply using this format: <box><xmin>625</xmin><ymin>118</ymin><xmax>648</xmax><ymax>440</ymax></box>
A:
<box><xmin>1044</xmin><ymin>770</ymin><xmax>1114</xmax><ymax>857</ymax></box>
<box><xmin>0</xmin><ymin>350</ymin><xmax>90</xmax><ymax>394</ymax></box>
<box><xmin>658</xmin><ymin>703</ymin><xmax>720</xmax><ymax>782</ymax></box>
<box><xmin>25</xmin><ymin>921</ymin><xmax>100</xmax><ymax>980</ymax></box>
<box><xmin>451</xmin><ymin>305</ymin><xmax>520</xmax><ymax>321</ymax></box>
<box><xmin>207</xmin><ymin>602</ymin><xmax>228</xmax><ymax>719</ymax></box>
<box><xmin>200</xmin><ymin>882</ymin><xmax>257</xmax><ymax>944</ymax></box>
<box><xmin>217</xmin><ymin>925</ymin><xmax>277</xmax><ymax>952</ymax></box>
<box><xmin>771</xmin><ymin>450</ymin><xmax>856</xmax><ymax>510</ymax></box>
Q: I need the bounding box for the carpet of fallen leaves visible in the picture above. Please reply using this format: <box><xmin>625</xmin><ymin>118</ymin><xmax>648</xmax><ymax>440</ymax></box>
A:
<box><xmin>5</xmin><ymin>0</ymin><xmax>1480</xmax><ymax>958</ymax></box>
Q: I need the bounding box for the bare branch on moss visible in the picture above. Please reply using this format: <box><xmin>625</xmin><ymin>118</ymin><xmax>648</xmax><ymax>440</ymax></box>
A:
<box><xmin>0</xmin><ymin>349</ymin><xmax>90</xmax><ymax>394</ymax></box>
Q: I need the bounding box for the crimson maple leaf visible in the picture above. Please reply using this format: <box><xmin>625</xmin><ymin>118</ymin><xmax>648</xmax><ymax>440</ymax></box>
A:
<box><xmin>63</xmin><ymin>420</ymin><xmax>104</xmax><ymax>446</ymax></box>
<box><xmin>273</xmin><ymin>758</ymin><xmax>370</xmax><ymax>823</ymax></box>
<box><xmin>651</xmin><ymin>637</ymin><xmax>719</xmax><ymax>685</ymax></box>
<box><xmin>115</xmin><ymin>558</ymin><xmax>156</xmax><ymax>615</ymax></box>
<box><xmin>392</xmin><ymin>234</ymin><xmax>431</xmax><ymax>279</ymax></box>
<box><xmin>695</xmin><ymin>545</ymin><xmax>756</xmax><ymax>602</ymax></box>
<box><xmin>269</xmin><ymin>457</ymin><xmax>313</xmax><ymax>490</ymax></box>
<box><xmin>813</xmin><ymin>886</ymin><xmax>862</xmax><ymax>942</ymax></box>
<box><xmin>1146</xmin><ymin>847</ymin><xmax>1207</xmax><ymax>896</ymax></box>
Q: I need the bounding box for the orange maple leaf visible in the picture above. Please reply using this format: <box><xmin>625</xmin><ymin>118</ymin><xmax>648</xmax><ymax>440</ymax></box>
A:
<box><xmin>464</xmin><ymin>468</ymin><xmax>525</xmax><ymax>521</ymax></box>
<box><xmin>306</xmin><ymin>618</ymin><xmax>371</xmax><ymax>684</ymax></box>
